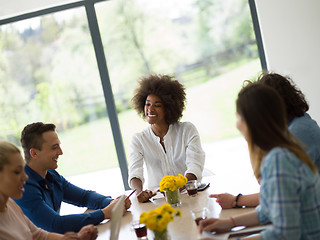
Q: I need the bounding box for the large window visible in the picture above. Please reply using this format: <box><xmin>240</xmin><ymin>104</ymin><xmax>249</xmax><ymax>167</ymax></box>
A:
<box><xmin>0</xmin><ymin>8</ymin><xmax>118</xmax><ymax>177</ymax></box>
<box><xmin>96</xmin><ymin>0</ymin><xmax>261</xmax><ymax>159</ymax></box>
<box><xmin>0</xmin><ymin>0</ymin><xmax>262</xmax><ymax>191</ymax></box>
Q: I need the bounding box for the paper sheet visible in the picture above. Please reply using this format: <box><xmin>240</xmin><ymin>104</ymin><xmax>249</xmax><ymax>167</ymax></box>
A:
<box><xmin>201</xmin><ymin>224</ymin><xmax>272</xmax><ymax>239</ymax></box>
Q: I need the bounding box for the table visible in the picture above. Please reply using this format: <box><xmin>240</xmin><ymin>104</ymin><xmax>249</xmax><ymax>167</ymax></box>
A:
<box><xmin>96</xmin><ymin>178</ymin><xmax>256</xmax><ymax>240</ymax></box>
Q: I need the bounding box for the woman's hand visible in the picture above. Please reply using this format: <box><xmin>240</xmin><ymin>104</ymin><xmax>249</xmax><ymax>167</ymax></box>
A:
<box><xmin>77</xmin><ymin>225</ymin><xmax>98</xmax><ymax>240</ymax></box>
<box><xmin>199</xmin><ymin>218</ymin><xmax>233</xmax><ymax>234</ymax></box>
<box><xmin>136</xmin><ymin>189</ymin><xmax>155</xmax><ymax>203</ymax></box>
<box><xmin>209</xmin><ymin>193</ymin><xmax>236</xmax><ymax>209</ymax></box>
<box><xmin>129</xmin><ymin>178</ymin><xmax>155</xmax><ymax>203</ymax></box>
<box><xmin>60</xmin><ymin>232</ymin><xmax>80</xmax><ymax>240</ymax></box>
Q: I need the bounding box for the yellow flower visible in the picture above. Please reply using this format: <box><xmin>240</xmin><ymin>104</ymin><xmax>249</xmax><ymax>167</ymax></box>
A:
<box><xmin>175</xmin><ymin>209</ymin><xmax>181</xmax><ymax>217</ymax></box>
<box><xmin>139</xmin><ymin>204</ymin><xmax>181</xmax><ymax>232</ymax></box>
<box><xmin>159</xmin><ymin>174</ymin><xmax>188</xmax><ymax>192</ymax></box>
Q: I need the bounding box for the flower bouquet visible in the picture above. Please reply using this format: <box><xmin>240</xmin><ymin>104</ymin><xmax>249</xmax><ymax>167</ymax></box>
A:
<box><xmin>139</xmin><ymin>203</ymin><xmax>181</xmax><ymax>240</ymax></box>
<box><xmin>159</xmin><ymin>174</ymin><xmax>187</xmax><ymax>206</ymax></box>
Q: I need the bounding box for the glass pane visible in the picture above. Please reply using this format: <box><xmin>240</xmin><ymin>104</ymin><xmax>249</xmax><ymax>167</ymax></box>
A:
<box><xmin>0</xmin><ymin>8</ymin><xmax>121</xmax><ymax>186</ymax></box>
<box><xmin>96</xmin><ymin>0</ymin><xmax>261</xmax><ymax>174</ymax></box>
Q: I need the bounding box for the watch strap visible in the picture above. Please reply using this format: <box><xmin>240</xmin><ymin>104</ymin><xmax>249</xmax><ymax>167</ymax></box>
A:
<box><xmin>235</xmin><ymin>193</ymin><xmax>243</xmax><ymax>208</ymax></box>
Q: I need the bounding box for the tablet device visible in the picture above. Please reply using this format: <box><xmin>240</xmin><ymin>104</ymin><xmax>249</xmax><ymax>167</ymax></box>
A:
<box><xmin>110</xmin><ymin>195</ymin><xmax>126</xmax><ymax>240</ymax></box>
<box><xmin>198</xmin><ymin>182</ymin><xmax>210</xmax><ymax>191</ymax></box>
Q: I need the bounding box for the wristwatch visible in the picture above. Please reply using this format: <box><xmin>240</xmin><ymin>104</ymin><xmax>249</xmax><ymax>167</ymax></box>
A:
<box><xmin>234</xmin><ymin>193</ymin><xmax>243</xmax><ymax>208</ymax></box>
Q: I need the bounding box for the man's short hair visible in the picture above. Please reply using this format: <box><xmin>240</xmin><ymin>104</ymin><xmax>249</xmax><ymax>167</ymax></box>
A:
<box><xmin>20</xmin><ymin>122</ymin><xmax>56</xmax><ymax>163</ymax></box>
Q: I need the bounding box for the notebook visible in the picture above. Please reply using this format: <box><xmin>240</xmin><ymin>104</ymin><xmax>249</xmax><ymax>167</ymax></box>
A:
<box><xmin>110</xmin><ymin>195</ymin><xmax>126</xmax><ymax>240</ymax></box>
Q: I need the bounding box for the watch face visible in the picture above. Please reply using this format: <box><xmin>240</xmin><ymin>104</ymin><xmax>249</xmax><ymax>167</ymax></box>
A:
<box><xmin>197</xmin><ymin>182</ymin><xmax>210</xmax><ymax>191</ymax></box>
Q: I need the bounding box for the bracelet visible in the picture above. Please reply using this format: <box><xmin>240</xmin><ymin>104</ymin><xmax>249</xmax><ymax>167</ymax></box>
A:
<box><xmin>229</xmin><ymin>216</ymin><xmax>236</xmax><ymax>227</ymax></box>
<box><xmin>234</xmin><ymin>193</ymin><xmax>243</xmax><ymax>208</ymax></box>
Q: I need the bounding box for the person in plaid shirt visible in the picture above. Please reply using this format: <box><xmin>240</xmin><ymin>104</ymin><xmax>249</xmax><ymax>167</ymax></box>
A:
<box><xmin>200</xmin><ymin>83</ymin><xmax>320</xmax><ymax>240</ymax></box>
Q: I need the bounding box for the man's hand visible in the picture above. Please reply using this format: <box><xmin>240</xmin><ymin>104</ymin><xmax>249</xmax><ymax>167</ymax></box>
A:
<box><xmin>102</xmin><ymin>195</ymin><xmax>131</xmax><ymax>219</ymax></box>
<box><xmin>124</xmin><ymin>197</ymin><xmax>132</xmax><ymax>213</ymax></box>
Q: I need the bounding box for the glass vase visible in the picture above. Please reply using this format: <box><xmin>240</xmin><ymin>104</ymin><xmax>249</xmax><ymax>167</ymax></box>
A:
<box><xmin>165</xmin><ymin>189</ymin><xmax>181</xmax><ymax>207</ymax></box>
<box><xmin>153</xmin><ymin>228</ymin><xmax>169</xmax><ymax>240</ymax></box>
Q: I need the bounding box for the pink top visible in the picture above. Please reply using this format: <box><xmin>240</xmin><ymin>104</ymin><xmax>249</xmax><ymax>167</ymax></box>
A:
<box><xmin>0</xmin><ymin>198</ymin><xmax>49</xmax><ymax>240</ymax></box>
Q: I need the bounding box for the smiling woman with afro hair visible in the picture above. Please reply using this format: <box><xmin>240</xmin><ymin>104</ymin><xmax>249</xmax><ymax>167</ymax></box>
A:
<box><xmin>128</xmin><ymin>74</ymin><xmax>205</xmax><ymax>203</ymax></box>
<box><xmin>131</xmin><ymin>74</ymin><xmax>186</xmax><ymax>124</ymax></box>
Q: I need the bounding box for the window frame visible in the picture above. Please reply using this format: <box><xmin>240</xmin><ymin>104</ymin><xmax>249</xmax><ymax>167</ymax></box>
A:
<box><xmin>0</xmin><ymin>0</ymin><xmax>267</xmax><ymax>190</ymax></box>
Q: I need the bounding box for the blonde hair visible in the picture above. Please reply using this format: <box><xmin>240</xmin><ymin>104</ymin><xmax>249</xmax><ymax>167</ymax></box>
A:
<box><xmin>0</xmin><ymin>141</ymin><xmax>20</xmax><ymax>171</ymax></box>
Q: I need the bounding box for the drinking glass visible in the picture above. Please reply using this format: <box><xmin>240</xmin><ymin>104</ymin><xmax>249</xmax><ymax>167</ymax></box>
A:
<box><xmin>190</xmin><ymin>207</ymin><xmax>209</xmax><ymax>226</ymax></box>
<box><xmin>185</xmin><ymin>180</ymin><xmax>198</xmax><ymax>197</ymax></box>
<box><xmin>132</xmin><ymin>221</ymin><xmax>148</xmax><ymax>239</ymax></box>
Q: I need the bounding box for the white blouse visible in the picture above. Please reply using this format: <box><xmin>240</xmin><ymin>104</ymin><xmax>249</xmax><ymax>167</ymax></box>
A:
<box><xmin>128</xmin><ymin>122</ymin><xmax>205</xmax><ymax>188</ymax></box>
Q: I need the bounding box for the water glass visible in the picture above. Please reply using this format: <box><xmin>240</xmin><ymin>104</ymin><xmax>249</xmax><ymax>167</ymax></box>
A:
<box><xmin>191</xmin><ymin>207</ymin><xmax>209</xmax><ymax>226</ymax></box>
<box><xmin>185</xmin><ymin>180</ymin><xmax>198</xmax><ymax>197</ymax></box>
<box><xmin>132</xmin><ymin>221</ymin><xmax>147</xmax><ymax>239</ymax></box>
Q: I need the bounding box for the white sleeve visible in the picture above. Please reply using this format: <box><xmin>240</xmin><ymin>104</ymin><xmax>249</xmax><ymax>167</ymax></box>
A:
<box><xmin>128</xmin><ymin>134</ymin><xmax>145</xmax><ymax>187</ymax></box>
<box><xmin>184</xmin><ymin>123</ymin><xmax>205</xmax><ymax>180</ymax></box>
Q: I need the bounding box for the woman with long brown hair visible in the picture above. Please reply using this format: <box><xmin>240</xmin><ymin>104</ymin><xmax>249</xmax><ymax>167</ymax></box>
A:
<box><xmin>212</xmin><ymin>72</ymin><xmax>320</xmax><ymax>209</ymax></box>
<box><xmin>200</xmin><ymin>83</ymin><xmax>320</xmax><ymax>239</ymax></box>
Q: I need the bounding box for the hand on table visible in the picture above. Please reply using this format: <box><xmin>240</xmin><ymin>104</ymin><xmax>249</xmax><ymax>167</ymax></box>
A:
<box><xmin>61</xmin><ymin>232</ymin><xmax>80</xmax><ymax>240</ymax></box>
<box><xmin>136</xmin><ymin>189</ymin><xmax>156</xmax><ymax>203</ymax></box>
<box><xmin>199</xmin><ymin>218</ymin><xmax>233</xmax><ymax>234</ymax></box>
<box><xmin>77</xmin><ymin>224</ymin><xmax>98</xmax><ymax>240</ymax></box>
<box><xmin>209</xmin><ymin>193</ymin><xmax>236</xmax><ymax>209</ymax></box>
<box><xmin>102</xmin><ymin>195</ymin><xmax>132</xmax><ymax>219</ymax></box>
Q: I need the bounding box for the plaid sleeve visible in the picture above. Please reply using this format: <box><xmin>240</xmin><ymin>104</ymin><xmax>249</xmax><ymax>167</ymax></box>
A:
<box><xmin>259</xmin><ymin>149</ymin><xmax>302</xmax><ymax>240</ymax></box>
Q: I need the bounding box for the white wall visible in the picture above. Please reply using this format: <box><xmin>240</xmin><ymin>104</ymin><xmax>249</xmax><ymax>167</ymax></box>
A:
<box><xmin>255</xmin><ymin>0</ymin><xmax>320</xmax><ymax>123</ymax></box>
<box><xmin>0</xmin><ymin>0</ymin><xmax>77</xmax><ymax>20</ymax></box>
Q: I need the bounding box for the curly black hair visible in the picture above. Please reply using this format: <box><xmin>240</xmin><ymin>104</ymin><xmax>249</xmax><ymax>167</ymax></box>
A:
<box><xmin>131</xmin><ymin>74</ymin><xmax>186</xmax><ymax>125</ymax></box>
<box><xmin>257</xmin><ymin>72</ymin><xmax>309</xmax><ymax>120</ymax></box>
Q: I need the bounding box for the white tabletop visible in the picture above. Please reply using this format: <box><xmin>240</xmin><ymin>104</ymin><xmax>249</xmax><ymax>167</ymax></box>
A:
<box><xmin>96</xmin><ymin>177</ymin><xmax>256</xmax><ymax>240</ymax></box>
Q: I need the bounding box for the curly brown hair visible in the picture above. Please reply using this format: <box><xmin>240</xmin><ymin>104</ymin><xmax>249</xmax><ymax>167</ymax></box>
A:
<box><xmin>236</xmin><ymin>83</ymin><xmax>317</xmax><ymax>178</ymax></box>
<box><xmin>257</xmin><ymin>72</ymin><xmax>309</xmax><ymax>121</ymax></box>
<box><xmin>131</xmin><ymin>74</ymin><xmax>186</xmax><ymax>124</ymax></box>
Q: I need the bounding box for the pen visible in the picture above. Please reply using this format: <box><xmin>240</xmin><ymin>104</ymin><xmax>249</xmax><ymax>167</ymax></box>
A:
<box><xmin>126</xmin><ymin>189</ymin><xmax>136</xmax><ymax>199</ymax></box>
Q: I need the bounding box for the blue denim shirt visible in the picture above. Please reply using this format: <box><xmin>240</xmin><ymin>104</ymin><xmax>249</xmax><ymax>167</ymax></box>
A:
<box><xmin>15</xmin><ymin>165</ymin><xmax>113</xmax><ymax>233</ymax></box>
<box><xmin>289</xmin><ymin>113</ymin><xmax>320</xmax><ymax>170</ymax></box>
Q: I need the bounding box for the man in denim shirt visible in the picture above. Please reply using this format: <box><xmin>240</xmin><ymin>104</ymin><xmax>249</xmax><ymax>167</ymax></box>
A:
<box><xmin>15</xmin><ymin>122</ymin><xmax>131</xmax><ymax>234</ymax></box>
